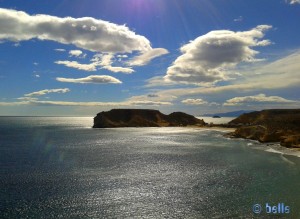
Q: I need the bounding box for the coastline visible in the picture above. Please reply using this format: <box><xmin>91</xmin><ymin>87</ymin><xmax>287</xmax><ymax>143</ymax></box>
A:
<box><xmin>92</xmin><ymin>108</ymin><xmax>300</xmax><ymax>158</ymax></box>
<box><xmin>187</xmin><ymin>125</ymin><xmax>236</xmax><ymax>132</ymax></box>
<box><xmin>165</xmin><ymin>125</ymin><xmax>300</xmax><ymax>158</ymax></box>
<box><xmin>190</xmin><ymin>125</ymin><xmax>300</xmax><ymax>158</ymax></box>
<box><xmin>98</xmin><ymin>125</ymin><xmax>300</xmax><ymax>158</ymax></box>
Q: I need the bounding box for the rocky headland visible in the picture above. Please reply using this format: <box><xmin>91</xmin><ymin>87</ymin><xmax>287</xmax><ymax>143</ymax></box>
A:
<box><xmin>93</xmin><ymin>108</ymin><xmax>300</xmax><ymax>148</ymax></box>
<box><xmin>226</xmin><ymin>109</ymin><xmax>300</xmax><ymax>148</ymax></box>
<box><xmin>93</xmin><ymin>109</ymin><xmax>206</xmax><ymax>128</ymax></box>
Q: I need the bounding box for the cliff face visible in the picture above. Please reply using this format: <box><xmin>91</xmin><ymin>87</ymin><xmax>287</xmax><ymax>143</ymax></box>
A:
<box><xmin>227</xmin><ymin>109</ymin><xmax>300</xmax><ymax>148</ymax></box>
<box><xmin>93</xmin><ymin>109</ymin><xmax>206</xmax><ymax>128</ymax></box>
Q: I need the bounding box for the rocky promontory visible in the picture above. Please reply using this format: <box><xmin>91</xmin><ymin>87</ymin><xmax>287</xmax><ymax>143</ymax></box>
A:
<box><xmin>226</xmin><ymin>109</ymin><xmax>300</xmax><ymax>148</ymax></box>
<box><xmin>93</xmin><ymin>109</ymin><xmax>206</xmax><ymax>128</ymax></box>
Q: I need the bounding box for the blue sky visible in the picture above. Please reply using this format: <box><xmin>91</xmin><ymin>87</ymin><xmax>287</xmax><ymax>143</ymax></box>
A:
<box><xmin>0</xmin><ymin>0</ymin><xmax>299</xmax><ymax>116</ymax></box>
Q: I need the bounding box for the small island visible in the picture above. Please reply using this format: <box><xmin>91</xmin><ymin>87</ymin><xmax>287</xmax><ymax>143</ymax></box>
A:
<box><xmin>93</xmin><ymin>109</ymin><xmax>206</xmax><ymax>128</ymax></box>
<box><xmin>226</xmin><ymin>109</ymin><xmax>300</xmax><ymax>148</ymax></box>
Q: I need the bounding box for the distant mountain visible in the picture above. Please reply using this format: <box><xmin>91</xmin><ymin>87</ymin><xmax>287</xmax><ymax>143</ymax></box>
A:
<box><xmin>202</xmin><ymin>110</ymin><xmax>254</xmax><ymax>117</ymax></box>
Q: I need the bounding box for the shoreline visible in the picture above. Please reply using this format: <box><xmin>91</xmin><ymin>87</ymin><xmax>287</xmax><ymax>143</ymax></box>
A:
<box><xmin>99</xmin><ymin>125</ymin><xmax>300</xmax><ymax>158</ymax></box>
<box><xmin>187</xmin><ymin>125</ymin><xmax>236</xmax><ymax>132</ymax></box>
<box><xmin>195</xmin><ymin>125</ymin><xmax>300</xmax><ymax>157</ymax></box>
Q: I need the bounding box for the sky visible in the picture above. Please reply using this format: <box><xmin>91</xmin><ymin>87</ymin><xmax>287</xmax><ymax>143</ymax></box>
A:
<box><xmin>0</xmin><ymin>0</ymin><xmax>299</xmax><ymax>116</ymax></box>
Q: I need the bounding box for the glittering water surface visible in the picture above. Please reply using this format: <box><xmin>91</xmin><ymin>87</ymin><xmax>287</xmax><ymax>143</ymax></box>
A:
<box><xmin>1</xmin><ymin>117</ymin><xmax>300</xmax><ymax>218</ymax></box>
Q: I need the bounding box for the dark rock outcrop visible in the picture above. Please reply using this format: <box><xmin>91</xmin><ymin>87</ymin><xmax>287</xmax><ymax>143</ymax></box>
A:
<box><xmin>93</xmin><ymin>109</ymin><xmax>206</xmax><ymax>128</ymax></box>
<box><xmin>227</xmin><ymin>109</ymin><xmax>300</xmax><ymax>148</ymax></box>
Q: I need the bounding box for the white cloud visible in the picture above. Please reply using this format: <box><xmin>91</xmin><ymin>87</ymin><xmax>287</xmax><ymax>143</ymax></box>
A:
<box><xmin>0</xmin><ymin>100</ymin><xmax>171</xmax><ymax>107</ymax></box>
<box><xmin>138</xmin><ymin>50</ymin><xmax>300</xmax><ymax>106</ymax></box>
<box><xmin>128</xmin><ymin>93</ymin><xmax>177</xmax><ymax>103</ymax></box>
<box><xmin>164</xmin><ymin>25</ymin><xmax>272</xmax><ymax>85</ymax></box>
<box><xmin>55</xmin><ymin>60</ymin><xmax>98</xmax><ymax>71</ymax></box>
<box><xmin>92</xmin><ymin>53</ymin><xmax>113</xmax><ymax>66</ymax></box>
<box><xmin>288</xmin><ymin>0</ymin><xmax>300</xmax><ymax>4</ymax></box>
<box><xmin>128</xmin><ymin>100</ymin><xmax>172</xmax><ymax>106</ymax></box>
<box><xmin>234</xmin><ymin>16</ymin><xmax>243</xmax><ymax>22</ymax></box>
<box><xmin>0</xmin><ymin>8</ymin><xmax>152</xmax><ymax>53</ymax></box>
<box><xmin>209</xmin><ymin>102</ymin><xmax>220</xmax><ymax>106</ymax></box>
<box><xmin>224</xmin><ymin>94</ymin><xmax>299</xmax><ymax>106</ymax></box>
<box><xmin>16</xmin><ymin>97</ymin><xmax>38</xmax><ymax>101</ymax></box>
<box><xmin>55</xmin><ymin>48</ymin><xmax>66</xmax><ymax>52</ymax></box>
<box><xmin>128</xmin><ymin>48</ymin><xmax>169</xmax><ymax>66</ymax></box>
<box><xmin>13</xmin><ymin>42</ymin><xmax>20</xmax><ymax>47</ymax></box>
<box><xmin>56</xmin><ymin>53</ymin><xmax>134</xmax><ymax>73</ymax></box>
<box><xmin>25</xmin><ymin>88</ymin><xmax>70</xmax><ymax>97</ymax></box>
<box><xmin>103</xmin><ymin>66</ymin><xmax>134</xmax><ymax>73</ymax></box>
<box><xmin>117</xmin><ymin>54</ymin><xmax>128</xmax><ymax>58</ymax></box>
<box><xmin>92</xmin><ymin>53</ymin><xmax>134</xmax><ymax>73</ymax></box>
<box><xmin>56</xmin><ymin>75</ymin><xmax>122</xmax><ymax>84</ymax></box>
<box><xmin>31</xmin><ymin>100</ymin><xmax>171</xmax><ymax>106</ymax></box>
<box><xmin>181</xmin><ymin>98</ymin><xmax>208</xmax><ymax>105</ymax></box>
<box><xmin>69</xmin><ymin>49</ymin><xmax>86</xmax><ymax>58</ymax></box>
<box><xmin>145</xmin><ymin>76</ymin><xmax>178</xmax><ymax>88</ymax></box>
<box><xmin>0</xmin><ymin>101</ymin><xmax>29</xmax><ymax>106</ymax></box>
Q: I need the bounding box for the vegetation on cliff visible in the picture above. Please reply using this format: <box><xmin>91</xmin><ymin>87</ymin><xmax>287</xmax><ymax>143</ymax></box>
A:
<box><xmin>227</xmin><ymin>109</ymin><xmax>300</xmax><ymax>148</ymax></box>
<box><xmin>93</xmin><ymin>109</ymin><xmax>206</xmax><ymax>128</ymax></box>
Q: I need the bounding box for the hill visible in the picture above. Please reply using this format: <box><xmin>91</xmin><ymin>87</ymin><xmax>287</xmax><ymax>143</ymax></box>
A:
<box><xmin>227</xmin><ymin>109</ymin><xmax>300</xmax><ymax>148</ymax></box>
<box><xmin>93</xmin><ymin>109</ymin><xmax>206</xmax><ymax>128</ymax></box>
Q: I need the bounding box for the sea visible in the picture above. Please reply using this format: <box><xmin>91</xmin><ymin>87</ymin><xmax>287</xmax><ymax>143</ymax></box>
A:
<box><xmin>196</xmin><ymin>116</ymin><xmax>235</xmax><ymax>124</ymax></box>
<box><xmin>1</xmin><ymin>117</ymin><xmax>300</xmax><ymax>218</ymax></box>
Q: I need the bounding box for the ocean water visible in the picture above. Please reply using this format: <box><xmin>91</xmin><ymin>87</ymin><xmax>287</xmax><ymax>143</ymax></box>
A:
<box><xmin>1</xmin><ymin>117</ymin><xmax>300</xmax><ymax>218</ymax></box>
<box><xmin>196</xmin><ymin>116</ymin><xmax>236</xmax><ymax>125</ymax></box>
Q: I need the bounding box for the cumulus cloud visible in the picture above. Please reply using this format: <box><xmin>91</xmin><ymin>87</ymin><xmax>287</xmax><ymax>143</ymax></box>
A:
<box><xmin>146</xmin><ymin>50</ymin><xmax>300</xmax><ymax>99</ymax></box>
<box><xmin>224</xmin><ymin>94</ymin><xmax>299</xmax><ymax>106</ymax></box>
<box><xmin>128</xmin><ymin>48</ymin><xmax>169</xmax><ymax>66</ymax></box>
<box><xmin>164</xmin><ymin>25</ymin><xmax>272</xmax><ymax>85</ymax></box>
<box><xmin>0</xmin><ymin>8</ymin><xmax>152</xmax><ymax>53</ymax></box>
<box><xmin>56</xmin><ymin>75</ymin><xmax>122</xmax><ymax>84</ymax></box>
<box><xmin>25</xmin><ymin>88</ymin><xmax>70</xmax><ymax>97</ymax></box>
<box><xmin>181</xmin><ymin>98</ymin><xmax>208</xmax><ymax>105</ymax></box>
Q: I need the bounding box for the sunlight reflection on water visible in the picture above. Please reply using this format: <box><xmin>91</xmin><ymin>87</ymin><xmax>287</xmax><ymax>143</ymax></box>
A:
<box><xmin>1</xmin><ymin>118</ymin><xmax>300</xmax><ymax>218</ymax></box>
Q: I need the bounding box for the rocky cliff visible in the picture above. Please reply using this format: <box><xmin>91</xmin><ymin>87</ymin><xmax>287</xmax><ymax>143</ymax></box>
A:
<box><xmin>93</xmin><ymin>109</ymin><xmax>206</xmax><ymax>128</ymax></box>
<box><xmin>227</xmin><ymin>109</ymin><xmax>300</xmax><ymax>148</ymax></box>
